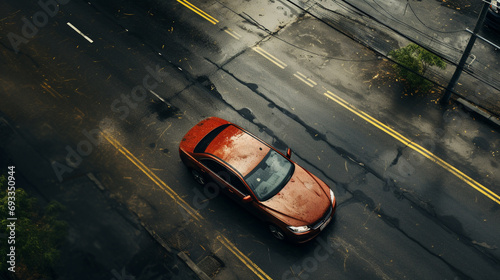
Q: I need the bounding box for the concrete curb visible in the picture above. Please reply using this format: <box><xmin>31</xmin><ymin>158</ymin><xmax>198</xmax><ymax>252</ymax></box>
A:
<box><xmin>456</xmin><ymin>98</ymin><xmax>500</xmax><ymax>128</ymax></box>
<box><xmin>86</xmin><ymin>173</ymin><xmax>211</xmax><ymax>280</ymax></box>
<box><xmin>86</xmin><ymin>172</ymin><xmax>105</xmax><ymax>191</ymax></box>
<box><xmin>140</xmin><ymin>220</ymin><xmax>212</xmax><ymax>280</ymax></box>
<box><xmin>178</xmin><ymin>252</ymin><xmax>212</xmax><ymax>280</ymax></box>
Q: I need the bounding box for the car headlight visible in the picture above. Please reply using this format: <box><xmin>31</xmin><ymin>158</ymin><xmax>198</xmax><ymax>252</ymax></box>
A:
<box><xmin>330</xmin><ymin>189</ymin><xmax>335</xmax><ymax>202</ymax></box>
<box><xmin>288</xmin><ymin>225</ymin><xmax>310</xmax><ymax>233</ymax></box>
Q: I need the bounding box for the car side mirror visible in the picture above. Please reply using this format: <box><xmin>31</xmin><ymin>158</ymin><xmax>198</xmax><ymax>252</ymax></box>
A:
<box><xmin>242</xmin><ymin>195</ymin><xmax>253</xmax><ymax>203</ymax></box>
<box><xmin>286</xmin><ymin>148</ymin><xmax>292</xmax><ymax>159</ymax></box>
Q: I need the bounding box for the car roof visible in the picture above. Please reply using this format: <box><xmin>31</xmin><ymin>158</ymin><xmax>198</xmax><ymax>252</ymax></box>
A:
<box><xmin>204</xmin><ymin>125</ymin><xmax>271</xmax><ymax>177</ymax></box>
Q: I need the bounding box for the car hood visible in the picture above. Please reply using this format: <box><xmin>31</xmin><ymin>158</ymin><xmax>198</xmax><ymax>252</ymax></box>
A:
<box><xmin>260</xmin><ymin>165</ymin><xmax>331</xmax><ymax>226</ymax></box>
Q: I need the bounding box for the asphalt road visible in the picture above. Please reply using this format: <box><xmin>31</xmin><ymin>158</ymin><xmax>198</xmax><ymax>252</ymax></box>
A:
<box><xmin>1</xmin><ymin>0</ymin><xmax>499</xmax><ymax>279</ymax></box>
<box><xmin>289</xmin><ymin>0</ymin><xmax>500</xmax><ymax>115</ymax></box>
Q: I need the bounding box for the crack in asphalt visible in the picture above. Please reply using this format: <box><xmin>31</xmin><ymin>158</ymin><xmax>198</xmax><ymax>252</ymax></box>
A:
<box><xmin>202</xmin><ymin>56</ymin><xmax>500</xmax><ymax>272</ymax></box>
<box><xmin>205</xmin><ymin>56</ymin><xmax>382</xmax><ymax>181</ymax></box>
<box><xmin>59</xmin><ymin>0</ymin><xmax>500</xmax><ymax>273</ymax></box>
<box><xmin>336</xmin><ymin>170</ymin><xmax>494</xmax><ymax>278</ymax></box>
<box><xmin>389</xmin><ymin>145</ymin><xmax>407</xmax><ymax>167</ymax></box>
<box><xmin>340</xmin><ymin>187</ymin><xmax>472</xmax><ymax>279</ymax></box>
<box><xmin>0</xmin><ymin>40</ymin><xmax>41</xmax><ymax>68</ymax></box>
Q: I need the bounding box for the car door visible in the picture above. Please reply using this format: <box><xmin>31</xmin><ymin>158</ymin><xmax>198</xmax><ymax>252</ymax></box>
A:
<box><xmin>200</xmin><ymin>159</ymin><xmax>253</xmax><ymax>205</ymax></box>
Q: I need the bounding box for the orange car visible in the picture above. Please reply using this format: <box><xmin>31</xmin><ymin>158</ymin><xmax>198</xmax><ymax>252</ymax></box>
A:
<box><xmin>179</xmin><ymin>117</ymin><xmax>336</xmax><ymax>243</ymax></box>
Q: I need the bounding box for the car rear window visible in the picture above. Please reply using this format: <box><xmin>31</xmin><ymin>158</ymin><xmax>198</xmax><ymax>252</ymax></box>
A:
<box><xmin>194</xmin><ymin>124</ymin><xmax>231</xmax><ymax>153</ymax></box>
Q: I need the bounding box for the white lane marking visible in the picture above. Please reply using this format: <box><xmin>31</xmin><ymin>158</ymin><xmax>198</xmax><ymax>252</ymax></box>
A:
<box><xmin>149</xmin><ymin>89</ymin><xmax>175</xmax><ymax>108</ymax></box>
<box><xmin>67</xmin><ymin>22</ymin><xmax>93</xmax><ymax>43</ymax></box>
<box><xmin>149</xmin><ymin>89</ymin><xmax>165</xmax><ymax>102</ymax></box>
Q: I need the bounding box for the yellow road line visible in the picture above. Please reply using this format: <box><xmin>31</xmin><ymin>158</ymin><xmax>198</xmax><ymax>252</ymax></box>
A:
<box><xmin>293</xmin><ymin>72</ymin><xmax>316</xmax><ymax>87</ymax></box>
<box><xmin>102</xmin><ymin>132</ymin><xmax>271</xmax><ymax>278</ymax></box>
<box><xmin>295</xmin><ymin>71</ymin><xmax>317</xmax><ymax>85</ymax></box>
<box><xmin>252</xmin><ymin>47</ymin><xmax>287</xmax><ymax>69</ymax></box>
<box><xmin>224</xmin><ymin>29</ymin><xmax>241</xmax><ymax>40</ymax></box>
<box><xmin>102</xmin><ymin>132</ymin><xmax>204</xmax><ymax>221</ymax></box>
<box><xmin>217</xmin><ymin>235</ymin><xmax>273</xmax><ymax>280</ymax></box>
<box><xmin>177</xmin><ymin>0</ymin><xmax>219</xmax><ymax>25</ymax></box>
<box><xmin>324</xmin><ymin>91</ymin><xmax>500</xmax><ymax>205</ymax></box>
<box><xmin>40</xmin><ymin>82</ymin><xmax>63</xmax><ymax>98</ymax></box>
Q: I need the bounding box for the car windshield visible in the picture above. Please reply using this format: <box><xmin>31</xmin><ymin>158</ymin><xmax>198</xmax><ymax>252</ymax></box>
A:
<box><xmin>244</xmin><ymin>150</ymin><xmax>294</xmax><ymax>201</ymax></box>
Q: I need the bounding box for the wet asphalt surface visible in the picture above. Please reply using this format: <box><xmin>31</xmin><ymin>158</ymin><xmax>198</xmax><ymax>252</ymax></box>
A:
<box><xmin>1</xmin><ymin>0</ymin><xmax>500</xmax><ymax>279</ymax></box>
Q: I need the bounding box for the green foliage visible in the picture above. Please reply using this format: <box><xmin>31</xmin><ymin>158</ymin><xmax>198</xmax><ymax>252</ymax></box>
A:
<box><xmin>0</xmin><ymin>175</ymin><xmax>67</xmax><ymax>279</ymax></box>
<box><xmin>389</xmin><ymin>43</ymin><xmax>446</xmax><ymax>93</ymax></box>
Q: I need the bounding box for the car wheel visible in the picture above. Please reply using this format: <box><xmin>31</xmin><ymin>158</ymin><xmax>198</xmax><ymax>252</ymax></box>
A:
<box><xmin>190</xmin><ymin>169</ymin><xmax>206</xmax><ymax>185</ymax></box>
<box><xmin>268</xmin><ymin>224</ymin><xmax>286</xmax><ymax>241</ymax></box>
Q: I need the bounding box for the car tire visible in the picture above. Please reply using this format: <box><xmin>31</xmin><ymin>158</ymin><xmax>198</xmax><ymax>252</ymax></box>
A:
<box><xmin>268</xmin><ymin>224</ymin><xmax>286</xmax><ymax>241</ymax></box>
<box><xmin>190</xmin><ymin>169</ymin><xmax>206</xmax><ymax>185</ymax></box>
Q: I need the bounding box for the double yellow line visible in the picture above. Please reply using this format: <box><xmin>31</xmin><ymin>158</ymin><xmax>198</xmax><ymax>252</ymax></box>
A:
<box><xmin>102</xmin><ymin>132</ymin><xmax>204</xmax><ymax>221</ymax></box>
<box><xmin>293</xmin><ymin>71</ymin><xmax>317</xmax><ymax>87</ymax></box>
<box><xmin>324</xmin><ymin>91</ymin><xmax>500</xmax><ymax>205</ymax></box>
<box><xmin>217</xmin><ymin>235</ymin><xmax>272</xmax><ymax>280</ymax></box>
<box><xmin>252</xmin><ymin>46</ymin><xmax>288</xmax><ymax>69</ymax></box>
<box><xmin>102</xmin><ymin>132</ymin><xmax>273</xmax><ymax>279</ymax></box>
<box><xmin>177</xmin><ymin>0</ymin><xmax>219</xmax><ymax>25</ymax></box>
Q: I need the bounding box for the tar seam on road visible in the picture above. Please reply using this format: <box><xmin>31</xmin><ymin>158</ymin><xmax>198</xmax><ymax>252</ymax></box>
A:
<box><xmin>102</xmin><ymin>132</ymin><xmax>273</xmax><ymax>279</ymax></box>
<box><xmin>177</xmin><ymin>0</ymin><xmax>219</xmax><ymax>25</ymax></box>
<box><xmin>200</xmin><ymin>4</ymin><xmax>498</xmax><ymax>205</ymax></box>
<box><xmin>216</xmin><ymin>9</ymin><xmax>499</xmax><ymax>205</ymax></box>
<box><xmin>66</xmin><ymin>22</ymin><xmax>94</xmax><ymax>43</ymax></box>
<box><xmin>101</xmin><ymin>132</ymin><xmax>204</xmax><ymax>221</ymax></box>
<box><xmin>217</xmin><ymin>235</ymin><xmax>273</xmax><ymax>280</ymax></box>
<box><xmin>324</xmin><ymin>91</ymin><xmax>500</xmax><ymax>205</ymax></box>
